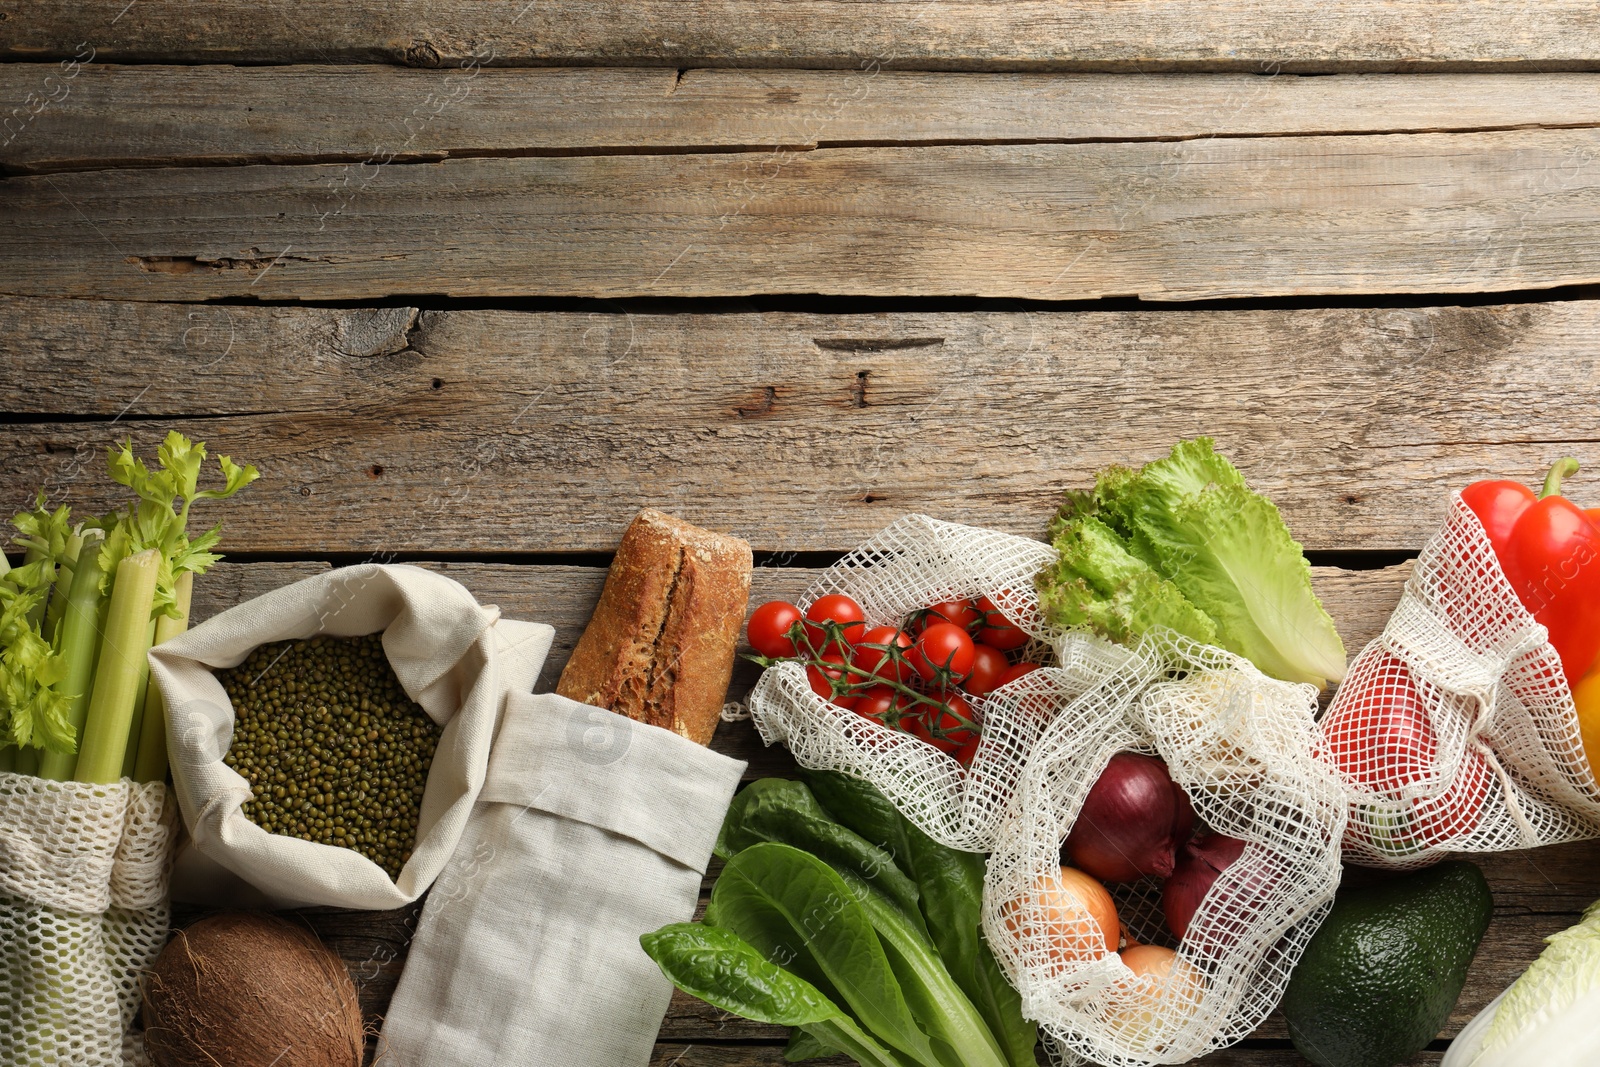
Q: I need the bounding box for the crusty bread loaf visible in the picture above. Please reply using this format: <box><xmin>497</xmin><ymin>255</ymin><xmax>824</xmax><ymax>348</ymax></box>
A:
<box><xmin>557</xmin><ymin>509</ymin><xmax>753</xmax><ymax>746</ymax></box>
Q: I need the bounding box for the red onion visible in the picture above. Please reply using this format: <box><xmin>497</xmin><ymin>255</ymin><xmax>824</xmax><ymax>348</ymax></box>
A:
<box><xmin>1064</xmin><ymin>752</ymin><xmax>1195</xmax><ymax>883</ymax></box>
<box><xmin>1162</xmin><ymin>831</ymin><xmax>1248</xmax><ymax>940</ymax></box>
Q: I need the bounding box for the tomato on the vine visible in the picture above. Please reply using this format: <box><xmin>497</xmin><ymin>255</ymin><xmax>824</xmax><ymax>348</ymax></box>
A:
<box><xmin>995</xmin><ymin>661</ymin><xmax>1041</xmax><ymax>688</ymax></box>
<box><xmin>975</xmin><ymin>594</ymin><xmax>1029</xmax><ymax>651</ymax></box>
<box><xmin>907</xmin><ymin>693</ymin><xmax>980</xmax><ymax>761</ymax></box>
<box><xmin>963</xmin><ymin>643</ymin><xmax>1010</xmax><ymax>696</ymax></box>
<box><xmin>907</xmin><ymin>622</ymin><xmax>975</xmax><ymax>684</ymax></box>
<box><xmin>747</xmin><ymin>600</ymin><xmax>803</xmax><ymax>658</ymax></box>
<box><xmin>851</xmin><ymin>625</ymin><xmax>914</xmax><ymax>684</ymax></box>
<box><xmin>923</xmin><ymin>598</ymin><xmax>982</xmax><ymax>633</ymax></box>
<box><xmin>806</xmin><ymin>651</ymin><xmax>849</xmax><ymax>703</ymax></box>
<box><xmin>804</xmin><ymin>594</ymin><xmax>867</xmax><ymax>653</ymax></box>
<box><xmin>852</xmin><ymin>685</ymin><xmax>910</xmax><ymax>728</ymax></box>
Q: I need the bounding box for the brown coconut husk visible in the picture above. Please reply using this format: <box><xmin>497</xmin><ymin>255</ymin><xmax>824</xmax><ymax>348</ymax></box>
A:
<box><xmin>142</xmin><ymin>912</ymin><xmax>364</xmax><ymax>1067</ymax></box>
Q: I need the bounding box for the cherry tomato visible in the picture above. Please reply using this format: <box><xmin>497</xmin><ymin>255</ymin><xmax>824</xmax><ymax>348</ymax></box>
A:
<box><xmin>1322</xmin><ymin>653</ymin><xmax>1489</xmax><ymax>849</ymax></box>
<box><xmin>923</xmin><ymin>598</ymin><xmax>982</xmax><ymax>633</ymax></box>
<box><xmin>963</xmin><ymin>644</ymin><xmax>1010</xmax><ymax>696</ymax></box>
<box><xmin>804</xmin><ymin>594</ymin><xmax>868</xmax><ymax>653</ymax></box>
<box><xmin>907</xmin><ymin>693</ymin><xmax>980</xmax><ymax>760</ymax></box>
<box><xmin>995</xmin><ymin>662</ymin><xmax>1042</xmax><ymax>688</ymax></box>
<box><xmin>852</xmin><ymin>685</ymin><xmax>910</xmax><ymax>728</ymax></box>
<box><xmin>747</xmin><ymin>600</ymin><xmax>803</xmax><ymax>658</ymax></box>
<box><xmin>975</xmin><ymin>595</ymin><xmax>1029</xmax><ymax>651</ymax></box>
<box><xmin>806</xmin><ymin>651</ymin><xmax>849</xmax><ymax>703</ymax></box>
<box><xmin>907</xmin><ymin>622</ymin><xmax>975</xmax><ymax>684</ymax></box>
<box><xmin>850</xmin><ymin>625</ymin><xmax>914</xmax><ymax>684</ymax></box>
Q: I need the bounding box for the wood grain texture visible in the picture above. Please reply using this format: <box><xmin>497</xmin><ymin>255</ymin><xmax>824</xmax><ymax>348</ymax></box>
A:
<box><xmin>7</xmin><ymin>2</ymin><xmax>1600</xmax><ymax>71</ymax></box>
<box><xmin>8</xmin><ymin>67</ymin><xmax>1600</xmax><ymax>174</ymax></box>
<box><xmin>4</xmin><ymin>298</ymin><xmax>1598</xmax><ymax>554</ymax></box>
<box><xmin>7</xmin><ymin>129</ymin><xmax>1600</xmax><ymax>302</ymax></box>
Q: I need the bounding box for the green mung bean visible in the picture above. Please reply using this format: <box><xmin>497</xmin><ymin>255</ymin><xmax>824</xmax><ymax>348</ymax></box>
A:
<box><xmin>217</xmin><ymin>633</ymin><xmax>441</xmax><ymax>880</ymax></box>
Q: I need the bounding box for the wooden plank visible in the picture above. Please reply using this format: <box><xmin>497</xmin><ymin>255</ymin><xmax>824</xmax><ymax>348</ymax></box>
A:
<box><xmin>7</xmin><ymin>130</ymin><xmax>1600</xmax><ymax>302</ymax></box>
<box><xmin>4</xmin><ymin>298</ymin><xmax>1598</xmax><ymax>554</ymax></box>
<box><xmin>8</xmin><ymin>67</ymin><xmax>1600</xmax><ymax>174</ymax></box>
<box><xmin>7</xmin><ymin>2</ymin><xmax>1600</xmax><ymax>71</ymax></box>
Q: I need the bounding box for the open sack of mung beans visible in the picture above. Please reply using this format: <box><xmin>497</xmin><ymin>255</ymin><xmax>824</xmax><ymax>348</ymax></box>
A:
<box><xmin>746</xmin><ymin>514</ymin><xmax>1139</xmax><ymax>853</ymax></box>
<box><xmin>149</xmin><ymin>563</ymin><xmax>553</xmax><ymax>909</ymax></box>
<box><xmin>1322</xmin><ymin>471</ymin><xmax>1600</xmax><ymax>868</ymax></box>
<box><xmin>981</xmin><ymin>632</ymin><xmax>1350</xmax><ymax>1067</ymax></box>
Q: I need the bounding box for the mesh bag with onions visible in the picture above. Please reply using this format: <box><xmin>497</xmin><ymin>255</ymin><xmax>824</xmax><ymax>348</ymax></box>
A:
<box><xmin>0</xmin><ymin>774</ymin><xmax>175</xmax><ymax>1066</ymax></box>
<box><xmin>747</xmin><ymin>514</ymin><xmax>1141</xmax><ymax>853</ymax></box>
<box><xmin>1322</xmin><ymin>493</ymin><xmax>1600</xmax><ymax>868</ymax></box>
<box><xmin>982</xmin><ymin>632</ymin><xmax>1350</xmax><ymax>1067</ymax></box>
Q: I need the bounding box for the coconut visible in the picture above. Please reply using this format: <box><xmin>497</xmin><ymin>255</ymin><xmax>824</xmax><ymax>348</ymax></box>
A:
<box><xmin>142</xmin><ymin>913</ymin><xmax>364</xmax><ymax>1067</ymax></box>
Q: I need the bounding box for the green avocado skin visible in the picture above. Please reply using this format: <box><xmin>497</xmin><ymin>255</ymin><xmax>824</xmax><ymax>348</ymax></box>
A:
<box><xmin>1282</xmin><ymin>861</ymin><xmax>1494</xmax><ymax>1067</ymax></box>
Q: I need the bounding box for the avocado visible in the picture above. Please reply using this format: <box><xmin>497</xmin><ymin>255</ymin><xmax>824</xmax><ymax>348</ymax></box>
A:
<box><xmin>1282</xmin><ymin>861</ymin><xmax>1493</xmax><ymax>1067</ymax></box>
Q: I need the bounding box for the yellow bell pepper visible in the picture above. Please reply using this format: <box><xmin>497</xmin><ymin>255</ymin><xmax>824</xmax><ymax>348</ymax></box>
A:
<box><xmin>1577</xmin><ymin>669</ymin><xmax>1600</xmax><ymax>778</ymax></box>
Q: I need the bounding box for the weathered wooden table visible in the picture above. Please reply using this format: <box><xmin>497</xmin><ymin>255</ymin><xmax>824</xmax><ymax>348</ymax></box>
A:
<box><xmin>5</xmin><ymin>5</ymin><xmax>1600</xmax><ymax>1064</ymax></box>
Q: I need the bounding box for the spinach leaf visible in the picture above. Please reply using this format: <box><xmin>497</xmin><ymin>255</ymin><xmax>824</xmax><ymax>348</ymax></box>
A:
<box><xmin>640</xmin><ymin>922</ymin><xmax>906</xmax><ymax>1067</ymax></box>
<box><xmin>805</xmin><ymin>770</ymin><xmax>1039</xmax><ymax>1067</ymax></box>
<box><xmin>718</xmin><ymin>778</ymin><xmax>924</xmax><ymax>925</ymax></box>
<box><xmin>841</xmin><ymin>870</ymin><xmax>1010</xmax><ymax>1067</ymax></box>
<box><xmin>709</xmin><ymin>842</ymin><xmax>942</xmax><ymax>1067</ymax></box>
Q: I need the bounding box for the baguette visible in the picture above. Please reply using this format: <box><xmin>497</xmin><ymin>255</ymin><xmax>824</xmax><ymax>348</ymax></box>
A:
<box><xmin>557</xmin><ymin>509</ymin><xmax>753</xmax><ymax>746</ymax></box>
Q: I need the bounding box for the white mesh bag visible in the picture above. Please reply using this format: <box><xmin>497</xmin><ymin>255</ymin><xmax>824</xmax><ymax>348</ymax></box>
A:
<box><xmin>747</xmin><ymin>514</ymin><xmax>1137</xmax><ymax>852</ymax></box>
<box><xmin>982</xmin><ymin>632</ymin><xmax>1350</xmax><ymax>1067</ymax></box>
<box><xmin>0</xmin><ymin>773</ymin><xmax>175</xmax><ymax>1066</ymax></box>
<box><xmin>1322</xmin><ymin>494</ymin><xmax>1600</xmax><ymax>868</ymax></box>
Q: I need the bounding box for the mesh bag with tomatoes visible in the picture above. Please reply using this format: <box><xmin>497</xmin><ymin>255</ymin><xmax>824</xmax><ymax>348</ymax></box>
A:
<box><xmin>981</xmin><ymin>632</ymin><xmax>1349</xmax><ymax>1067</ymax></box>
<box><xmin>745</xmin><ymin>515</ymin><xmax>1138</xmax><ymax>852</ymax></box>
<box><xmin>1323</xmin><ymin>489</ymin><xmax>1600</xmax><ymax>868</ymax></box>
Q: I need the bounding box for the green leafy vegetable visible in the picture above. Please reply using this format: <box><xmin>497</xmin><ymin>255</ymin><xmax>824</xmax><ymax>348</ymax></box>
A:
<box><xmin>804</xmin><ymin>771</ymin><xmax>1037</xmax><ymax>1067</ymax></box>
<box><xmin>1040</xmin><ymin>437</ymin><xmax>1346</xmax><ymax>689</ymax></box>
<box><xmin>643</xmin><ymin>774</ymin><xmax>1037</xmax><ymax>1067</ymax></box>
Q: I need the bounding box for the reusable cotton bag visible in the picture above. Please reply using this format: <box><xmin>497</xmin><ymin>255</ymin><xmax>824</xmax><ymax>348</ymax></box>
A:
<box><xmin>379</xmin><ymin>690</ymin><xmax>746</xmax><ymax>1067</ymax></box>
<box><xmin>148</xmin><ymin>564</ymin><xmax>552</xmax><ymax>910</ymax></box>
<box><xmin>747</xmin><ymin>514</ymin><xmax>1128</xmax><ymax>852</ymax></box>
<box><xmin>0</xmin><ymin>774</ymin><xmax>174</xmax><ymax>1066</ymax></box>
<box><xmin>1323</xmin><ymin>494</ymin><xmax>1600</xmax><ymax>866</ymax></box>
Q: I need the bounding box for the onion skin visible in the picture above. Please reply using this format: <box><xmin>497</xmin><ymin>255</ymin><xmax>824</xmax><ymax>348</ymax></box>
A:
<box><xmin>1065</xmin><ymin>752</ymin><xmax>1195</xmax><ymax>883</ymax></box>
<box><xmin>1005</xmin><ymin>866</ymin><xmax>1119</xmax><ymax>966</ymax></box>
<box><xmin>1163</xmin><ymin>832</ymin><xmax>1249</xmax><ymax>940</ymax></box>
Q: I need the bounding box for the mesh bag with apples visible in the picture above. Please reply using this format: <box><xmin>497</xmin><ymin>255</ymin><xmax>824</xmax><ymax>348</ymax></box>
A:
<box><xmin>1322</xmin><ymin>490</ymin><xmax>1600</xmax><ymax>868</ymax></box>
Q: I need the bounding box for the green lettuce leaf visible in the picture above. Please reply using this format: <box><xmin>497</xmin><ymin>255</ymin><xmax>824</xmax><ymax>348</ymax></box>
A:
<box><xmin>1042</xmin><ymin>438</ymin><xmax>1346</xmax><ymax>689</ymax></box>
<box><xmin>1481</xmin><ymin>898</ymin><xmax>1600</xmax><ymax>1060</ymax></box>
<box><xmin>1038</xmin><ymin>514</ymin><xmax>1218</xmax><ymax>646</ymax></box>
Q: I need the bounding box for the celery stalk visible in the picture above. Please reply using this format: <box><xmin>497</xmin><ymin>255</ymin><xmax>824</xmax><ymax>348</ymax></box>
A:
<box><xmin>132</xmin><ymin>570</ymin><xmax>192</xmax><ymax>784</ymax></box>
<box><xmin>41</xmin><ymin>531</ymin><xmax>83</xmax><ymax>643</ymax></box>
<box><xmin>20</xmin><ymin>544</ymin><xmax>46</xmax><ymax>629</ymax></box>
<box><xmin>37</xmin><ymin>531</ymin><xmax>106</xmax><ymax>782</ymax></box>
<box><xmin>119</xmin><ymin>616</ymin><xmax>160</xmax><ymax>781</ymax></box>
<box><xmin>73</xmin><ymin>549</ymin><xmax>160</xmax><ymax>785</ymax></box>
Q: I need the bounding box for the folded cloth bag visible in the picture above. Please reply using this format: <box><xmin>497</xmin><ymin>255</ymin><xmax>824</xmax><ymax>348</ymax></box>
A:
<box><xmin>380</xmin><ymin>690</ymin><xmax>747</xmax><ymax>1067</ymax></box>
<box><xmin>149</xmin><ymin>564</ymin><xmax>553</xmax><ymax>910</ymax></box>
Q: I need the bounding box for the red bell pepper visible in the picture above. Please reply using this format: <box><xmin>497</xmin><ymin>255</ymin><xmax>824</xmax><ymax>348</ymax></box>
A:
<box><xmin>1462</xmin><ymin>458</ymin><xmax>1600</xmax><ymax>686</ymax></box>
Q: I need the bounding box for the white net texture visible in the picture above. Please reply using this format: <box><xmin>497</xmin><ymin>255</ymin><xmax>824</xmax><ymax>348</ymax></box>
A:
<box><xmin>746</xmin><ymin>514</ymin><xmax>1132</xmax><ymax>852</ymax></box>
<box><xmin>0</xmin><ymin>773</ymin><xmax>174</xmax><ymax>1066</ymax></box>
<box><xmin>982</xmin><ymin>632</ymin><xmax>1349</xmax><ymax>1067</ymax></box>
<box><xmin>1323</xmin><ymin>493</ymin><xmax>1600</xmax><ymax>867</ymax></box>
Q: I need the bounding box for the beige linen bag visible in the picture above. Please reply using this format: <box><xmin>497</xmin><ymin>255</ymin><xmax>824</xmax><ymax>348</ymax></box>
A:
<box><xmin>149</xmin><ymin>563</ymin><xmax>553</xmax><ymax>910</ymax></box>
